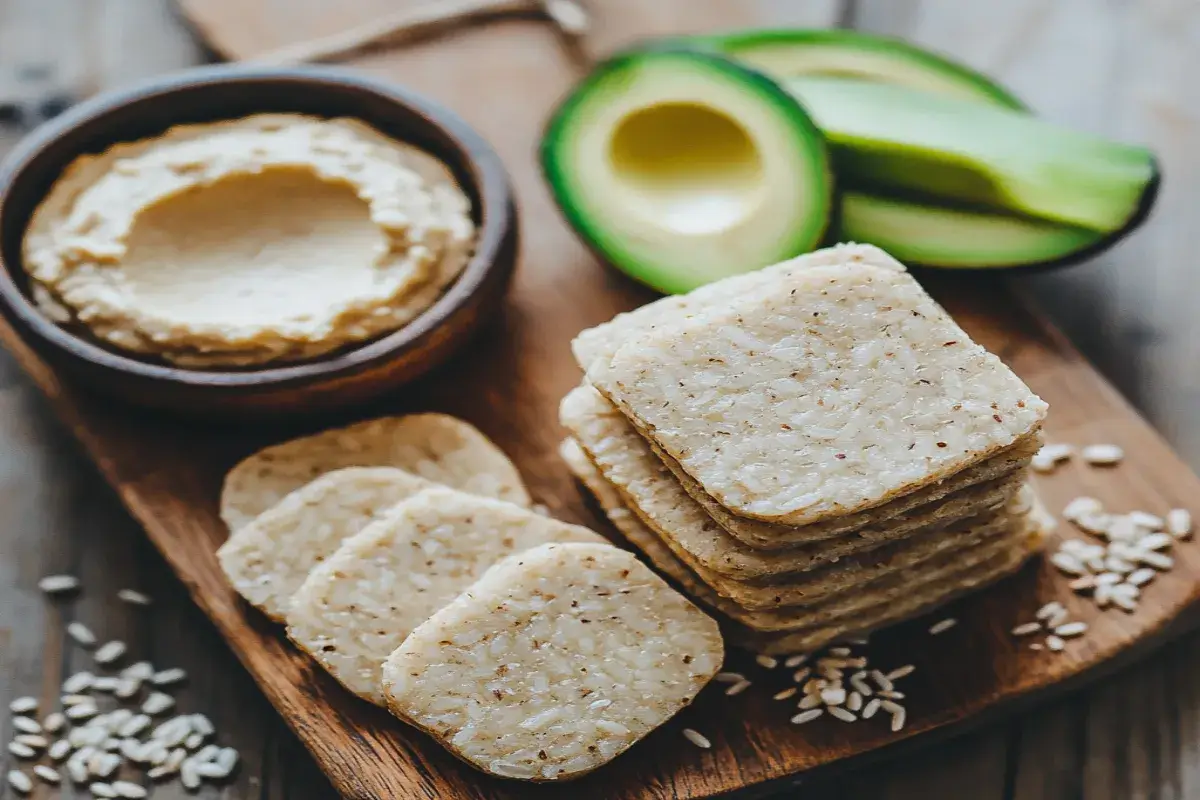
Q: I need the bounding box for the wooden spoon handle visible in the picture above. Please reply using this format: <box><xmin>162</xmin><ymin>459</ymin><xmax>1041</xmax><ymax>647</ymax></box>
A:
<box><xmin>250</xmin><ymin>0</ymin><xmax>589</xmax><ymax>66</ymax></box>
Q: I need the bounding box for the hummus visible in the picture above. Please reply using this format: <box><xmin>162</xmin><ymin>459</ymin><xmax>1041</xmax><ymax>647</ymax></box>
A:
<box><xmin>22</xmin><ymin>114</ymin><xmax>476</xmax><ymax>367</ymax></box>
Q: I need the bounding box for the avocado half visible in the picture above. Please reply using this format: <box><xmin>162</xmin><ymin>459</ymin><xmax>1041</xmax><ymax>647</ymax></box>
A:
<box><xmin>541</xmin><ymin>49</ymin><xmax>832</xmax><ymax>294</ymax></box>
<box><xmin>788</xmin><ymin>76</ymin><xmax>1159</xmax><ymax>234</ymax></box>
<box><xmin>690</xmin><ymin>30</ymin><xmax>1155</xmax><ymax>271</ymax></box>
<box><xmin>694</xmin><ymin>28</ymin><xmax>1027</xmax><ymax>111</ymax></box>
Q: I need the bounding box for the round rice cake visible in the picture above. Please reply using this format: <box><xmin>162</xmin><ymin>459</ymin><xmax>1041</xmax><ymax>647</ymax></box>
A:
<box><xmin>217</xmin><ymin>467</ymin><xmax>437</xmax><ymax>620</ymax></box>
<box><xmin>381</xmin><ymin>541</ymin><xmax>724</xmax><ymax>782</ymax></box>
<box><xmin>287</xmin><ymin>488</ymin><xmax>606</xmax><ymax>705</ymax></box>
<box><xmin>220</xmin><ymin>413</ymin><xmax>531</xmax><ymax>531</ymax></box>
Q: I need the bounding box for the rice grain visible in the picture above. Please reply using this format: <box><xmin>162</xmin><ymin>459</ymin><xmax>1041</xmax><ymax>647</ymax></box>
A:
<box><xmin>67</xmin><ymin>622</ymin><xmax>96</xmax><ymax>647</ymax></box>
<box><xmin>38</xmin><ymin>575</ymin><xmax>79</xmax><ymax>595</ymax></box>
<box><xmin>117</xmin><ymin>589</ymin><xmax>152</xmax><ymax>606</ymax></box>
<box><xmin>7</xmin><ymin>770</ymin><xmax>32</xmax><ymax>794</ymax></box>
<box><xmin>682</xmin><ymin>729</ymin><xmax>711</xmax><ymax>749</ymax></box>
<box><xmin>791</xmin><ymin>709</ymin><xmax>823</xmax><ymax>725</ymax></box>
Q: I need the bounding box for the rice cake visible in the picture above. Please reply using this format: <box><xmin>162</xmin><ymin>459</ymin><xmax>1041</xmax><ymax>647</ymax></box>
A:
<box><xmin>562</xmin><ymin>383</ymin><xmax>1037</xmax><ymax>554</ymax></box>
<box><xmin>572</xmin><ymin>243</ymin><xmax>906</xmax><ymax>371</ymax></box>
<box><xmin>736</xmin><ymin>514</ymin><xmax>1048</xmax><ymax>654</ymax></box>
<box><xmin>381</xmin><ymin>542</ymin><xmax>723</xmax><ymax>781</ymax></box>
<box><xmin>588</xmin><ymin>263</ymin><xmax>1048</xmax><ymax>525</ymax></box>
<box><xmin>565</xmin><ymin>438</ymin><xmax>1036</xmax><ymax>632</ymax></box>
<box><xmin>287</xmin><ymin>488</ymin><xmax>605</xmax><ymax>704</ymax></box>
<box><xmin>220</xmin><ymin>413</ymin><xmax>530</xmax><ymax>530</ymax></box>
<box><xmin>217</xmin><ymin>467</ymin><xmax>436</xmax><ymax>621</ymax></box>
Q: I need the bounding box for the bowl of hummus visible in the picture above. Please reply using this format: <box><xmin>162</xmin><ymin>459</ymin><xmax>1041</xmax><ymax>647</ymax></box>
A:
<box><xmin>0</xmin><ymin>65</ymin><xmax>516</xmax><ymax>419</ymax></box>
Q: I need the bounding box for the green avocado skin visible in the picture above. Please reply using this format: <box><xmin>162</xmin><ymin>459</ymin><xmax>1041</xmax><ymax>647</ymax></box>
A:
<box><xmin>540</xmin><ymin>48</ymin><xmax>833</xmax><ymax>295</ymax></box>
<box><xmin>691</xmin><ymin>28</ymin><xmax>1028</xmax><ymax>111</ymax></box>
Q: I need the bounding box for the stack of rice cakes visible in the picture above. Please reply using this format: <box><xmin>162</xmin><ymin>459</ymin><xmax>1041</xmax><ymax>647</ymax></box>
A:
<box><xmin>561</xmin><ymin>244</ymin><xmax>1050</xmax><ymax>654</ymax></box>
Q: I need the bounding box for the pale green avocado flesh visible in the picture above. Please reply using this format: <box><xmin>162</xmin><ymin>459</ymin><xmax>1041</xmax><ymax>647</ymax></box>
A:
<box><xmin>787</xmin><ymin>76</ymin><xmax>1157</xmax><ymax>233</ymax></box>
<box><xmin>541</xmin><ymin>49</ymin><xmax>832</xmax><ymax>294</ymax></box>
<box><xmin>698</xmin><ymin>28</ymin><xmax>1027</xmax><ymax>110</ymax></box>
<box><xmin>839</xmin><ymin>192</ymin><xmax>1105</xmax><ymax>269</ymax></box>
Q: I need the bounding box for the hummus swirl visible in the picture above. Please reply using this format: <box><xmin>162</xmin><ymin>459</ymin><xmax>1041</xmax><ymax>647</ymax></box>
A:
<box><xmin>22</xmin><ymin>114</ymin><xmax>475</xmax><ymax>367</ymax></box>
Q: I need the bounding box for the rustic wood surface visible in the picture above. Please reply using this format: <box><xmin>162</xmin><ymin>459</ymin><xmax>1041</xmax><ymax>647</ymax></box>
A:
<box><xmin>2</xmin><ymin>0</ymin><xmax>1198</xmax><ymax>798</ymax></box>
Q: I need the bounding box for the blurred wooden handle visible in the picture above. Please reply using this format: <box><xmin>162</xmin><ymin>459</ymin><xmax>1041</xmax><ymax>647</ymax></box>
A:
<box><xmin>251</xmin><ymin>0</ymin><xmax>589</xmax><ymax>65</ymax></box>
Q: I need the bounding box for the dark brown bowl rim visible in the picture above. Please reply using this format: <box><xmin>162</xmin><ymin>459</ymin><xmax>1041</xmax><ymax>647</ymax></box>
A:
<box><xmin>0</xmin><ymin>64</ymin><xmax>514</xmax><ymax>389</ymax></box>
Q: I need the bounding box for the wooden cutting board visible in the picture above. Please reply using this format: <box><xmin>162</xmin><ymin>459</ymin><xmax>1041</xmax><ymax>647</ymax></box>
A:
<box><xmin>0</xmin><ymin>0</ymin><xmax>1194</xmax><ymax>797</ymax></box>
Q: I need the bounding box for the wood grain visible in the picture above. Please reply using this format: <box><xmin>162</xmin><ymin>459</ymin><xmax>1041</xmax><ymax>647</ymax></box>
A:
<box><xmin>4</xmin><ymin>0</ymin><xmax>1200</xmax><ymax>798</ymax></box>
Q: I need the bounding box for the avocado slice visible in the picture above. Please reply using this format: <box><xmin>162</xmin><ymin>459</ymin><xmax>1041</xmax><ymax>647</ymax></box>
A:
<box><xmin>838</xmin><ymin>192</ymin><xmax>1111</xmax><ymax>269</ymax></box>
<box><xmin>787</xmin><ymin>76</ymin><xmax>1158</xmax><ymax>233</ymax></box>
<box><xmin>541</xmin><ymin>49</ymin><xmax>832</xmax><ymax>294</ymax></box>
<box><xmin>695</xmin><ymin>29</ymin><xmax>1026</xmax><ymax>111</ymax></box>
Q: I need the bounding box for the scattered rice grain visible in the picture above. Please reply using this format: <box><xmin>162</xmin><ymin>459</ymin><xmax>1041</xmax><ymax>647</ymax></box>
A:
<box><xmin>798</xmin><ymin>694</ymin><xmax>822</xmax><ymax>710</ymax></box>
<box><xmin>928</xmin><ymin>618</ymin><xmax>957</xmax><ymax>635</ymax></box>
<box><xmin>725</xmin><ymin>679</ymin><xmax>752</xmax><ymax>697</ymax></box>
<box><xmin>847</xmin><ymin>691</ymin><xmax>863</xmax><ymax>712</ymax></box>
<box><xmin>828</xmin><ymin>706</ymin><xmax>857</xmax><ymax>723</ymax></box>
<box><xmin>92</xmin><ymin>676</ymin><xmax>120</xmax><ymax>692</ymax></box>
<box><xmin>1127</xmin><ymin>568</ymin><xmax>1156</xmax><ymax>587</ymax></box>
<box><xmin>117</xmin><ymin>589</ymin><xmax>152</xmax><ymax>606</ymax></box>
<box><xmin>14</xmin><ymin>734</ymin><xmax>46</xmax><ymax>749</ymax></box>
<box><xmin>791</xmin><ymin>709</ymin><xmax>823</xmax><ymax>725</ymax></box>
<box><xmin>773</xmin><ymin>688</ymin><xmax>798</xmax><ymax>701</ymax></box>
<box><xmin>861</xmin><ymin>698</ymin><xmax>881</xmax><ymax>719</ymax></box>
<box><xmin>1011</xmin><ymin>622</ymin><xmax>1042</xmax><ymax>636</ymax></box>
<box><xmin>682</xmin><ymin>728</ymin><xmax>711</xmax><ymax>749</ymax></box>
<box><xmin>8</xmin><ymin>697</ymin><xmax>37</xmax><ymax>714</ymax></box>
<box><xmin>1081</xmin><ymin>444</ymin><xmax>1124</xmax><ymax>465</ymax></box>
<box><xmin>32</xmin><ymin>764</ymin><xmax>60</xmax><ymax>784</ymax></box>
<box><xmin>755</xmin><ymin>655</ymin><xmax>779</xmax><ymax>669</ymax></box>
<box><xmin>1046</xmin><ymin>635</ymin><xmax>1065</xmax><ymax>652</ymax></box>
<box><xmin>42</xmin><ymin>712</ymin><xmax>65</xmax><ymax>733</ymax></box>
<box><xmin>62</xmin><ymin>671</ymin><xmax>94</xmax><ymax>693</ymax></box>
<box><xmin>112</xmin><ymin>780</ymin><xmax>148</xmax><ymax>798</ymax></box>
<box><xmin>714</xmin><ymin>672</ymin><xmax>745</xmax><ymax>684</ymax></box>
<box><xmin>11</xmin><ymin>716</ymin><xmax>40</xmax><ymax>734</ymax></box>
<box><xmin>820</xmin><ymin>686</ymin><xmax>847</xmax><ymax>706</ymax></box>
<box><xmin>90</xmin><ymin>782</ymin><xmax>118</xmax><ymax>798</ymax></box>
<box><xmin>151</xmin><ymin>668</ymin><xmax>187</xmax><ymax>686</ymax></box>
<box><xmin>67</xmin><ymin>622</ymin><xmax>96</xmax><ymax>647</ymax></box>
<box><xmin>1050</xmin><ymin>552</ymin><xmax>1086</xmax><ymax>576</ymax></box>
<box><xmin>886</xmin><ymin>665</ymin><xmax>916</xmax><ymax>681</ymax></box>
<box><xmin>48</xmin><ymin>739</ymin><xmax>71</xmax><ymax>761</ymax></box>
<box><xmin>1167</xmin><ymin>509</ymin><xmax>1193</xmax><ymax>539</ymax></box>
<box><xmin>8</xmin><ymin>742</ymin><xmax>37</xmax><ymax>759</ymax></box>
<box><xmin>119</xmin><ymin>662</ymin><xmax>154</xmax><ymax>681</ymax></box>
<box><xmin>93</xmin><ymin>640</ymin><xmax>126</xmax><ymax>665</ymax></box>
<box><xmin>1054</xmin><ymin>621</ymin><xmax>1088</xmax><ymax>637</ymax></box>
<box><xmin>828</xmin><ymin>647</ymin><xmax>852</xmax><ymax>657</ymax></box>
<box><xmin>7</xmin><ymin>770</ymin><xmax>32</xmax><ymax>794</ymax></box>
<box><xmin>38</xmin><ymin>575</ymin><xmax>79</xmax><ymax>595</ymax></box>
<box><xmin>792</xmin><ymin>667</ymin><xmax>812</xmax><ymax>684</ymax></box>
<box><xmin>784</xmin><ymin>654</ymin><xmax>808</xmax><ymax>669</ymax></box>
<box><xmin>141</xmin><ymin>692</ymin><xmax>174</xmax><ymax>716</ymax></box>
<box><xmin>65</xmin><ymin>703</ymin><xmax>98</xmax><ymax>721</ymax></box>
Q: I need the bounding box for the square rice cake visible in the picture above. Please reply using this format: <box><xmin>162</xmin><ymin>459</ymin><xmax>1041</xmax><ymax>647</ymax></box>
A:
<box><xmin>588</xmin><ymin>263</ymin><xmax>1048</xmax><ymax>526</ymax></box>
<box><xmin>565</xmin><ymin>437</ymin><xmax>1036</xmax><ymax>633</ymax></box>
<box><xmin>220</xmin><ymin>413</ymin><xmax>530</xmax><ymax>531</ymax></box>
<box><xmin>562</xmin><ymin>383</ymin><xmax>1038</xmax><ymax>555</ymax></box>
<box><xmin>381</xmin><ymin>541</ymin><xmax>723</xmax><ymax>781</ymax></box>
<box><xmin>217</xmin><ymin>467</ymin><xmax>437</xmax><ymax>621</ymax></box>
<box><xmin>287</xmin><ymin>487</ymin><xmax>604</xmax><ymax>705</ymax></box>
<box><xmin>736</xmin><ymin>522</ymin><xmax>1046</xmax><ymax>655</ymax></box>
<box><xmin>572</xmin><ymin>243</ymin><xmax>906</xmax><ymax>371</ymax></box>
<box><xmin>564</xmin><ymin>438</ymin><xmax>1045</xmax><ymax>654</ymax></box>
<box><xmin>647</xmin><ymin>497</ymin><xmax>1026</xmax><ymax>611</ymax></box>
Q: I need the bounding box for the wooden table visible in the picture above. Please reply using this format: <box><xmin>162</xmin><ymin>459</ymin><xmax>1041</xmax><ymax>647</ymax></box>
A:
<box><xmin>2</xmin><ymin>1</ymin><xmax>1198</xmax><ymax>797</ymax></box>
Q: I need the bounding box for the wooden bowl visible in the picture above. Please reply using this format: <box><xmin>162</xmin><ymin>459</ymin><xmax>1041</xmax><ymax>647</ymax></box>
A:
<box><xmin>0</xmin><ymin>65</ymin><xmax>517</xmax><ymax>421</ymax></box>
